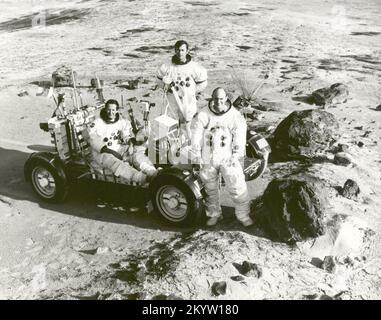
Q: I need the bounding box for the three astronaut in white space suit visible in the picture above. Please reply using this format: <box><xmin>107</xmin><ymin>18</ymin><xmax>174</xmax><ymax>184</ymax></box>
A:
<box><xmin>88</xmin><ymin>39</ymin><xmax>252</xmax><ymax>227</ymax></box>
<box><xmin>88</xmin><ymin>99</ymin><xmax>157</xmax><ymax>185</ymax></box>
<box><xmin>191</xmin><ymin>88</ymin><xmax>253</xmax><ymax>227</ymax></box>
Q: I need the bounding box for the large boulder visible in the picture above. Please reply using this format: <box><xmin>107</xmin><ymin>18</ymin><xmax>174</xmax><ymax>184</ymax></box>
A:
<box><xmin>52</xmin><ymin>65</ymin><xmax>77</xmax><ymax>87</ymax></box>
<box><xmin>271</xmin><ymin>109</ymin><xmax>340</xmax><ymax>160</ymax></box>
<box><xmin>260</xmin><ymin>176</ymin><xmax>326</xmax><ymax>243</ymax></box>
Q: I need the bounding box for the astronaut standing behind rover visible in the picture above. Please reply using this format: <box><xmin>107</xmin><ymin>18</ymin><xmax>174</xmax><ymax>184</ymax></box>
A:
<box><xmin>157</xmin><ymin>40</ymin><xmax>208</xmax><ymax>140</ymax></box>
<box><xmin>88</xmin><ymin>99</ymin><xmax>157</xmax><ymax>185</ymax></box>
<box><xmin>191</xmin><ymin>88</ymin><xmax>253</xmax><ymax>227</ymax></box>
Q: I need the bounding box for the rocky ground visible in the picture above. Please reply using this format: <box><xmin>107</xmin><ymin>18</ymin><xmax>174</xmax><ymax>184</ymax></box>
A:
<box><xmin>0</xmin><ymin>0</ymin><xmax>380</xmax><ymax>299</ymax></box>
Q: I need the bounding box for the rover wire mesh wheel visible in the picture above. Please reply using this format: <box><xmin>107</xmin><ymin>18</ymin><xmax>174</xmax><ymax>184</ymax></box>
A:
<box><xmin>149</xmin><ymin>175</ymin><xmax>203</xmax><ymax>227</ymax></box>
<box><xmin>156</xmin><ymin>185</ymin><xmax>188</xmax><ymax>222</ymax></box>
<box><xmin>29</xmin><ymin>159</ymin><xmax>69</xmax><ymax>202</ymax></box>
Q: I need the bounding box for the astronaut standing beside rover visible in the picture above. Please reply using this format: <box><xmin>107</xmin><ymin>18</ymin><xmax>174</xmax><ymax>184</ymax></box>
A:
<box><xmin>88</xmin><ymin>99</ymin><xmax>157</xmax><ymax>185</ymax></box>
<box><xmin>191</xmin><ymin>88</ymin><xmax>254</xmax><ymax>227</ymax></box>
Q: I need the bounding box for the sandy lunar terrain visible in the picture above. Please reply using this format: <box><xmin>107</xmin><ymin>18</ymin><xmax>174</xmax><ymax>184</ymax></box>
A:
<box><xmin>0</xmin><ymin>0</ymin><xmax>380</xmax><ymax>299</ymax></box>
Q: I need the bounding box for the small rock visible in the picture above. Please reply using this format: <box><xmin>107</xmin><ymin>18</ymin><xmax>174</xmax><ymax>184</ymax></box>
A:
<box><xmin>234</xmin><ymin>261</ymin><xmax>263</xmax><ymax>278</ymax></box>
<box><xmin>143</xmin><ymin>92</ymin><xmax>151</xmax><ymax>97</ymax></box>
<box><xmin>337</xmin><ymin>143</ymin><xmax>349</xmax><ymax>152</ymax></box>
<box><xmin>322</xmin><ymin>256</ymin><xmax>336</xmax><ymax>273</ymax></box>
<box><xmin>247</xmin><ymin>110</ymin><xmax>264</xmax><ymax>121</ymax></box>
<box><xmin>375</xmin><ymin>104</ymin><xmax>381</xmax><ymax>111</ymax></box>
<box><xmin>319</xmin><ymin>294</ymin><xmax>334</xmax><ymax>300</ymax></box>
<box><xmin>253</xmin><ymin>101</ymin><xmax>280</xmax><ymax>112</ymax></box>
<box><xmin>18</xmin><ymin>90</ymin><xmax>29</xmax><ymax>97</ymax></box>
<box><xmin>361</xmin><ymin>131</ymin><xmax>371</xmax><ymax>138</ymax></box>
<box><xmin>211</xmin><ymin>281</ymin><xmax>227</xmax><ymax>296</ymax></box>
<box><xmin>341</xmin><ymin>179</ymin><xmax>360</xmax><ymax>199</ymax></box>
<box><xmin>357</xmin><ymin>141</ymin><xmax>364</xmax><ymax>148</ymax></box>
<box><xmin>309</xmin><ymin>83</ymin><xmax>349</xmax><ymax>106</ymax></box>
<box><xmin>96</xmin><ymin>247</ymin><xmax>110</xmax><ymax>254</ymax></box>
<box><xmin>341</xmin><ymin>256</ymin><xmax>356</xmax><ymax>267</ymax></box>
<box><xmin>230</xmin><ymin>275</ymin><xmax>245</xmax><ymax>281</ymax></box>
<box><xmin>244</xmin><ymin>263</ymin><xmax>262</xmax><ymax>278</ymax></box>
<box><xmin>354</xmin><ymin>126</ymin><xmax>363</xmax><ymax>130</ymax></box>
<box><xmin>52</xmin><ymin>65</ymin><xmax>77</xmax><ymax>87</ymax></box>
<box><xmin>127</xmin><ymin>96</ymin><xmax>138</xmax><ymax>102</ymax></box>
<box><xmin>333</xmin><ymin>152</ymin><xmax>352</xmax><ymax>166</ymax></box>
<box><xmin>78</xmin><ymin>248</ymin><xmax>98</xmax><ymax>255</ymax></box>
<box><xmin>281</xmin><ymin>85</ymin><xmax>295</xmax><ymax>93</ymax></box>
<box><xmin>127</xmin><ymin>79</ymin><xmax>140</xmax><ymax>90</ymax></box>
<box><xmin>331</xmin><ymin>143</ymin><xmax>349</xmax><ymax>153</ymax></box>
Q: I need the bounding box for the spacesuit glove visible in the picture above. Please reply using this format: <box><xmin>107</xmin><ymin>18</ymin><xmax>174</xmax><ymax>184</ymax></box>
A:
<box><xmin>101</xmin><ymin>146</ymin><xmax>123</xmax><ymax>161</ymax></box>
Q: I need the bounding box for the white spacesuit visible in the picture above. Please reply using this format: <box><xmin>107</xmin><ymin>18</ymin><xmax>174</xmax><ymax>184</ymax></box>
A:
<box><xmin>88</xmin><ymin>112</ymin><xmax>157</xmax><ymax>185</ymax></box>
<box><xmin>157</xmin><ymin>54</ymin><xmax>207</xmax><ymax>137</ymax></box>
<box><xmin>191</xmin><ymin>91</ymin><xmax>253</xmax><ymax>227</ymax></box>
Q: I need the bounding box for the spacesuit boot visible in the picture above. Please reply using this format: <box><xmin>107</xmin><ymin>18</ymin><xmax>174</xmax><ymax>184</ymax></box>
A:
<box><xmin>233</xmin><ymin>190</ymin><xmax>253</xmax><ymax>227</ymax></box>
<box><xmin>221</xmin><ymin>159</ymin><xmax>253</xmax><ymax>227</ymax></box>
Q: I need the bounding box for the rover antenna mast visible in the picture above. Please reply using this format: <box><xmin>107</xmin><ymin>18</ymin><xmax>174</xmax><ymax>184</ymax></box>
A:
<box><xmin>95</xmin><ymin>73</ymin><xmax>105</xmax><ymax>103</ymax></box>
<box><xmin>71</xmin><ymin>69</ymin><xmax>79</xmax><ymax>111</ymax></box>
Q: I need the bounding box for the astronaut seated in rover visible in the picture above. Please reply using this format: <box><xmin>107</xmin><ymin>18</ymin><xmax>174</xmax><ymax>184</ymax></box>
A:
<box><xmin>87</xmin><ymin>99</ymin><xmax>158</xmax><ymax>185</ymax></box>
